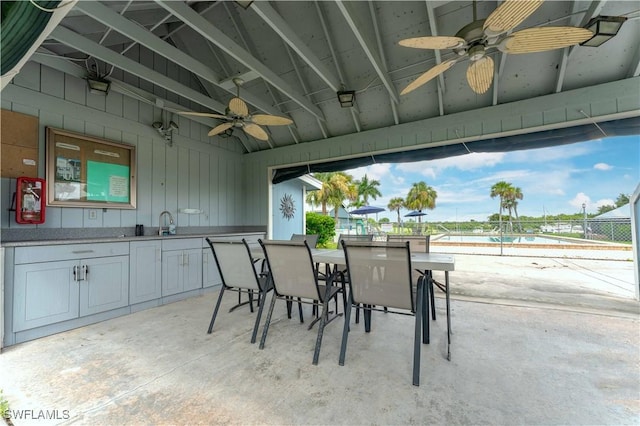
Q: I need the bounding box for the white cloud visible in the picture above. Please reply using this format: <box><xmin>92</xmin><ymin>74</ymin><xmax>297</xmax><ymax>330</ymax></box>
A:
<box><xmin>569</xmin><ymin>192</ymin><xmax>591</xmax><ymax>211</ymax></box>
<box><xmin>595</xmin><ymin>198</ymin><xmax>615</xmax><ymax>208</ymax></box>
<box><xmin>593</xmin><ymin>162</ymin><xmax>612</xmax><ymax>171</ymax></box>
<box><xmin>395</xmin><ymin>152</ymin><xmax>505</xmax><ymax>178</ymax></box>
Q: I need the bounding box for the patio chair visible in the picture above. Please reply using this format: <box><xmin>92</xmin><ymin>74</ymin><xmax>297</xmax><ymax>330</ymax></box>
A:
<box><xmin>290</xmin><ymin>233</ymin><xmax>319</xmax><ymax>248</ymax></box>
<box><xmin>340</xmin><ymin>240</ymin><xmax>427</xmax><ymax>386</ymax></box>
<box><xmin>205</xmin><ymin>238</ymin><xmax>273</xmax><ymax>344</ymax></box>
<box><xmin>258</xmin><ymin>239</ymin><xmax>345</xmax><ymax>365</ymax></box>
<box><xmin>387</xmin><ymin>235</ymin><xmax>437</xmax><ymax>320</ymax></box>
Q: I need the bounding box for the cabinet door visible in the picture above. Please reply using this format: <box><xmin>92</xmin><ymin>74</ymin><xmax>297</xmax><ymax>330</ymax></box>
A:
<box><xmin>130</xmin><ymin>241</ymin><xmax>162</xmax><ymax>304</ymax></box>
<box><xmin>13</xmin><ymin>260</ymin><xmax>79</xmax><ymax>332</ymax></box>
<box><xmin>162</xmin><ymin>250</ymin><xmax>184</xmax><ymax>296</ymax></box>
<box><xmin>79</xmin><ymin>256</ymin><xmax>129</xmax><ymax>316</ymax></box>
<box><xmin>202</xmin><ymin>249</ymin><xmax>222</xmax><ymax>288</ymax></box>
<box><xmin>183</xmin><ymin>249</ymin><xmax>203</xmax><ymax>292</ymax></box>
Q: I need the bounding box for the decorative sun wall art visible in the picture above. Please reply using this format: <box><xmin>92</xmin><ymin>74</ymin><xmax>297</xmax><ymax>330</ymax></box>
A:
<box><xmin>279</xmin><ymin>193</ymin><xmax>295</xmax><ymax>220</ymax></box>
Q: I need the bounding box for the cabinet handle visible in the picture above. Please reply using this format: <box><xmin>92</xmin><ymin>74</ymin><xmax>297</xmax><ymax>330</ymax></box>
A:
<box><xmin>73</xmin><ymin>265</ymin><xmax>78</xmax><ymax>282</ymax></box>
<box><xmin>184</xmin><ymin>253</ymin><xmax>189</xmax><ymax>266</ymax></box>
<box><xmin>179</xmin><ymin>253</ymin><xmax>184</xmax><ymax>266</ymax></box>
<box><xmin>72</xmin><ymin>250</ymin><xmax>94</xmax><ymax>254</ymax></box>
<box><xmin>82</xmin><ymin>264</ymin><xmax>89</xmax><ymax>281</ymax></box>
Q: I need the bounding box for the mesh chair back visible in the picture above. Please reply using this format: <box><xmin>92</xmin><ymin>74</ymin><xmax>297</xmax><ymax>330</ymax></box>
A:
<box><xmin>260</xmin><ymin>240</ymin><xmax>320</xmax><ymax>300</ymax></box>
<box><xmin>209</xmin><ymin>240</ymin><xmax>262</xmax><ymax>291</ymax></box>
<box><xmin>386</xmin><ymin>235</ymin><xmax>430</xmax><ymax>253</ymax></box>
<box><xmin>290</xmin><ymin>233</ymin><xmax>319</xmax><ymax>248</ymax></box>
<box><xmin>338</xmin><ymin>233</ymin><xmax>374</xmax><ymax>246</ymax></box>
<box><xmin>342</xmin><ymin>241</ymin><xmax>414</xmax><ymax>311</ymax></box>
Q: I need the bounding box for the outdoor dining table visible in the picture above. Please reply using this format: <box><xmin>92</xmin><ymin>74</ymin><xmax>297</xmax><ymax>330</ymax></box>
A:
<box><xmin>250</xmin><ymin>246</ymin><xmax>455</xmax><ymax>359</ymax></box>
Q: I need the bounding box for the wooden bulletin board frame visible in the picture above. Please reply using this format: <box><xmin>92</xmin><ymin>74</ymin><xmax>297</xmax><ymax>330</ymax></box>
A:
<box><xmin>46</xmin><ymin>127</ymin><xmax>136</xmax><ymax>209</ymax></box>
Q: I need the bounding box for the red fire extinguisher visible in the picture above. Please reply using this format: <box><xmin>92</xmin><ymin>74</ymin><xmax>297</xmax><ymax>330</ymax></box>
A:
<box><xmin>16</xmin><ymin>177</ymin><xmax>46</xmax><ymax>224</ymax></box>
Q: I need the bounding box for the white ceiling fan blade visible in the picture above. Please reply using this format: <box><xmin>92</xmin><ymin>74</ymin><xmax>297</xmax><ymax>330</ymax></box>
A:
<box><xmin>243</xmin><ymin>123</ymin><xmax>269</xmax><ymax>141</ymax></box>
<box><xmin>251</xmin><ymin>114</ymin><xmax>293</xmax><ymax>126</ymax></box>
<box><xmin>466</xmin><ymin>56</ymin><xmax>494</xmax><ymax>94</ymax></box>
<box><xmin>400</xmin><ymin>59</ymin><xmax>457</xmax><ymax>95</ymax></box>
<box><xmin>484</xmin><ymin>0</ymin><xmax>544</xmax><ymax>36</ymax></box>
<box><xmin>228</xmin><ymin>97</ymin><xmax>249</xmax><ymax>117</ymax></box>
<box><xmin>399</xmin><ymin>36</ymin><xmax>465</xmax><ymax>50</ymax></box>
<box><xmin>499</xmin><ymin>27</ymin><xmax>594</xmax><ymax>54</ymax></box>
<box><xmin>179</xmin><ymin>111</ymin><xmax>227</xmax><ymax>120</ymax></box>
<box><xmin>207</xmin><ymin>122</ymin><xmax>234</xmax><ymax>137</ymax></box>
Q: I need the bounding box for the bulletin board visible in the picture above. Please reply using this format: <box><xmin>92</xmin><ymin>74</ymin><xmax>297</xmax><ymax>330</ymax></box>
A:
<box><xmin>46</xmin><ymin>127</ymin><xmax>136</xmax><ymax>209</ymax></box>
<box><xmin>0</xmin><ymin>109</ymin><xmax>39</xmax><ymax>178</ymax></box>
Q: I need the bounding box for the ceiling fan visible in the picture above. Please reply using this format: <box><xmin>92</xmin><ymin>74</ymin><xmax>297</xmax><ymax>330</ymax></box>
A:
<box><xmin>399</xmin><ymin>0</ymin><xmax>594</xmax><ymax>95</ymax></box>
<box><xmin>179</xmin><ymin>78</ymin><xmax>293</xmax><ymax>141</ymax></box>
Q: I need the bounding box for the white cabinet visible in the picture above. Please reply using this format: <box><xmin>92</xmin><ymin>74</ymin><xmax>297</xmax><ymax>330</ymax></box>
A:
<box><xmin>161</xmin><ymin>239</ymin><xmax>202</xmax><ymax>296</ymax></box>
<box><xmin>129</xmin><ymin>240</ymin><xmax>162</xmax><ymax>304</ymax></box>
<box><xmin>12</xmin><ymin>242</ymin><xmax>129</xmax><ymax>332</ymax></box>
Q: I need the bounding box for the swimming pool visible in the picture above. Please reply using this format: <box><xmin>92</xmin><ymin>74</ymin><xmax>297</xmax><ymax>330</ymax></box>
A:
<box><xmin>433</xmin><ymin>234</ymin><xmax>594</xmax><ymax>245</ymax></box>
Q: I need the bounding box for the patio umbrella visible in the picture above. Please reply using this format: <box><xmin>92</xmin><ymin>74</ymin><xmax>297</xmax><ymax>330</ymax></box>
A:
<box><xmin>349</xmin><ymin>205</ymin><xmax>385</xmax><ymax>234</ymax></box>
<box><xmin>405</xmin><ymin>210</ymin><xmax>427</xmax><ymax>226</ymax></box>
<box><xmin>350</xmin><ymin>205</ymin><xmax>385</xmax><ymax>215</ymax></box>
<box><xmin>404</xmin><ymin>210</ymin><xmax>427</xmax><ymax>218</ymax></box>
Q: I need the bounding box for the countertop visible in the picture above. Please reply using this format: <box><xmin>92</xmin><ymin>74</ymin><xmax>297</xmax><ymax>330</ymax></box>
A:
<box><xmin>0</xmin><ymin>231</ymin><xmax>265</xmax><ymax>248</ymax></box>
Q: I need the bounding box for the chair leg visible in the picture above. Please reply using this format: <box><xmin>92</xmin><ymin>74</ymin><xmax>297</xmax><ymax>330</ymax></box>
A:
<box><xmin>259</xmin><ymin>293</ymin><xmax>278</xmax><ymax>349</ymax></box>
<box><xmin>207</xmin><ymin>286</ymin><xmax>226</xmax><ymax>334</ymax></box>
<box><xmin>355</xmin><ymin>304</ymin><xmax>360</xmax><ymax>324</ymax></box>
<box><xmin>248</xmin><ymin>290</ymin><xmax>255</xmax><ymax>313</ymax></box>
<box><xmin>421</xmin><ymin>276</ymin><xmax>429</xmax><ymax>344</ymax></box>
<box><xmin>312</xmin><ymin>289</ymin><xmax>333</xmax><ymax>365</ymax></box>
<box><xmin>413</xmin><ymin>279</ymin><xmax>424</xmax><ymax>386</ymax></box>
<box><xmin>286</xmin><ymin>297</ymin><xmax>292</xmax><ymax>318</ymax></box>
<box><xmin>338</xmin><ymin>295</ymin><xmax>353</xmax><ymax>366</ymax></box>
<box><xmin>429</xmin><ymin>271</ymin><xmax>436</xmax><ymax>320</ymax></box>
<box><xmin>251</xmin><ymin>288</ymin><xmax>269</xmax><ymax>344</ymax></box>
<box><xmin>445</xmin><ymin>271</ymin><xmax>451</xmax><ymax>361</ymax></box>
<box><xmin>364</xmin><ymin>305</ymin><xmax>372</xmax><ymax>333</ymax></box>
<box><xmin>298</xmin><ymin>297</ymin><xmax>304</xmax><ymax>323</ymax></box>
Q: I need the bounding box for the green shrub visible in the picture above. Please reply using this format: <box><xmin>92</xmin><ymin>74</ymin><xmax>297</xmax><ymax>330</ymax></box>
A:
<box><xmin>306</xmin><ymin>212</ymin><xmax>335</xmax><ymax>248</ymax></box>
<box><xmin>0</xmin><ymin>389</ymin><xmax>10</xmax><ymax>420</ymax></box>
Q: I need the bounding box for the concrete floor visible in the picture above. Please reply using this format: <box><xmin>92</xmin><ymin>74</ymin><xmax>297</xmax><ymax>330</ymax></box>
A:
<box><xmin>1</xmin><ymin>254</ymin><xmax>639</xmax><ymax>425</ymax></box>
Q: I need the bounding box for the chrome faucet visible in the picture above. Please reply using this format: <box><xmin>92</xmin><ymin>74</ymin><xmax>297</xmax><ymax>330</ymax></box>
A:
<box><xmin>158</xmin><ymin>210</ymin><xmax>175</xmax><ymax>235</ymax></box>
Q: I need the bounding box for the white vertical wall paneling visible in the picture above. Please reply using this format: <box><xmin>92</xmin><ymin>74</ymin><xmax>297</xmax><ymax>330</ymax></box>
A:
<box><xmin>187</xmin><ymin>149</ymin><xmax>200</xmax><ymax>227</ymax></box>
<box><xmin>199</xmin><ymin>153</ymin><xmax>210</xmax><ymax>226</ymax></box>
<box><xmin>176</xmin><ymin>146</ymin><xmax>190</xmax><ymax>227</ymax></box>
<box><xmin>40</xmin><ymin>65</ymin><xmax>64</xmax><ymax>98</ymax></box>
<box><xmin>136</xmin><ymin>137</ymin><xmax>154</xmax><ymax>228</ymax></box>
<box><xmin>209</xmin><ymin>154</ymin><xmax>219</xmax><ymax>226</ymax></box>
<box><xmin>151</xmin><ymin>141</ymin><xmax>166</xmax><ymax>228</ymax></box>
<box><xmin>164</xmin><ymin>145</ymin><xmax>179</xmax><ymax>228</ymax></box>
<box><xmin>218</xmin><ymin>158</ymin><xmax>227</xmax><ymax>224</ymax></box>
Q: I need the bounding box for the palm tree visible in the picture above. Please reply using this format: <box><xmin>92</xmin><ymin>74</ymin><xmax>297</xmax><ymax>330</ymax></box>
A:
<box><xmin>504</xmin><ymin>186</ymin><xmax>523</xmax><ymax>232</ymax></box>
<box><xmin>405</xmin><ymin>181</ymin><xmax>437</xmax><ymax>224</ymax></box>
<box><xmin>316</xmin><ymin>172</ymin><xmax>358</xmax><ymax>223</ymax></box>
<box><xmin>356</xmin><ymin>174</ymin><xmax>382</xmax><ymax>205</ymax></box>
<box><xmin>490</xmin><ymin>181</ymin><xmax>512</xmax><ymax>233</ymax></box>
<box><xmin>387</xmin><ymin>197</ymin><xmax>405</xmax><ymax>227</ymax></box>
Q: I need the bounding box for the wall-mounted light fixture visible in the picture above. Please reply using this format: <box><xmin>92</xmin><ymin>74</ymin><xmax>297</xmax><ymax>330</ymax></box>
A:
<box><xmin>86</xmin><ymin>76</ymin><xmax>110</xmax><ymax>95</ymax></box>
<box><xmin>153</xmin><ymin>121</ymin><xmax>179</xmax><ymax>145</ymax></box>
<box><xmin>337</xmin><ymin>89</ymin><xmax>356</xmax><ymax>108</ymax></box>
<box><xmin>580</xmin><ymin>15</ymin><xmax>627</xmax><ymax>47</ymax></box>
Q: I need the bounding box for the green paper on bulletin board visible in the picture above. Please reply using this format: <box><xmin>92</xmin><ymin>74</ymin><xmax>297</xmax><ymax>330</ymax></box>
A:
<box><xmin>87</xmin><ymin>161</ymin><xmax>130</xmax><ymax>203</ymax></box>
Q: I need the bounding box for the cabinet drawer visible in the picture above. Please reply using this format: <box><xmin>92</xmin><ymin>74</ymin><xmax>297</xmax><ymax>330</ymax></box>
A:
<box><xmin>162</xmin><ymin>238</ymin><xmax>201</xmax><ymax>251</ymax></box>
<box><xmin>15</xmin><ymin>242</ymin><xmax>129</xmax><ymax>264</ymax></box>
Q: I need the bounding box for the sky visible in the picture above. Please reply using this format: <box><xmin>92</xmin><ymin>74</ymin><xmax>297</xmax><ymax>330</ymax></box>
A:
<box><xmin>342</xmin><ymin>135</ymin><xmax>640</xmax><ymax>222</ymax></box>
